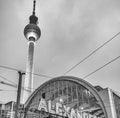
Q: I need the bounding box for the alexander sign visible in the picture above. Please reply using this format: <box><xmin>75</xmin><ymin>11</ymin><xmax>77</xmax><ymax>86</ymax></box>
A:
<box><xmin>38</xmin><ymin>98</ymin><xmax>100</xmax><ymax>118</ymax></box>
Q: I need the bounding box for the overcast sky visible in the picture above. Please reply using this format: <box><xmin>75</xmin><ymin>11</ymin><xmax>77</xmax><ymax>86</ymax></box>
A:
<box><xmin>0</xmin><ymin>0</ymin><xmax>120</xmax><ymax>103</ymax></box>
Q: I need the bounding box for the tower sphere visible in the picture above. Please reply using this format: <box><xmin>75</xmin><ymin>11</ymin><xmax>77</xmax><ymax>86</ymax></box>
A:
<box><xmin>24</xmin><ymin>23</ymin><xmax>41</xmax><ymax>41</ymax></box>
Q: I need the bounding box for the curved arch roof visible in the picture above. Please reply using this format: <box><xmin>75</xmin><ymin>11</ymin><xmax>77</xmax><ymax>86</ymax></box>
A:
<box><xmin>25</xmin><ymin>76</ymin><xmax>108</xmax><ymax>118</ymax></box>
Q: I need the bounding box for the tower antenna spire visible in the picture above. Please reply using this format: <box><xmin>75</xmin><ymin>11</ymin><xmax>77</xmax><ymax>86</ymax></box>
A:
<box><xmin>29</xmin><ymin>0</ymin><xmax>38</xmax><ymax>24</ymax></box>
<box><xmin>33</xmin><ymin>0</ymin><xmax>36</xmax><ymax>15</ymax></box>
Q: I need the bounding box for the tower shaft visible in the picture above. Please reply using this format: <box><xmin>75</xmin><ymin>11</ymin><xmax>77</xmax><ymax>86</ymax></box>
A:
<box><xmin>23</xmin><ymin>0</ymin><xmax>41</xmax><ymax>103</ymax></box>
<box><xmin>23</xmin><ymin>40</ymin><xmax>35</xmax><ymax>103</ymax></box>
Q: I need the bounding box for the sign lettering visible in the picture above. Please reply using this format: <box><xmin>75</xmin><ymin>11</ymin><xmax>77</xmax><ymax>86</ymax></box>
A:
<box><xmin>38</xmin><ymin>99</ymin><xmax>99</xmax><ymax>118</ymax></box>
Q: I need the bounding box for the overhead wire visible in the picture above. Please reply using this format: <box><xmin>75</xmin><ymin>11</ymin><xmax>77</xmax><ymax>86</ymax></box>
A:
<box><xmin>63</xmin><ymin>31</ymin><xmax>120</xmax><ymax>75</ymax></box>
<box><xmin>0</xmin><ymin>65</ymin><xmax>52</xmax><ymax>78</ymax></box>
<box><xmin>2</xmin><ymin>32</ymin><xmax>119</xmax><ymax>78</ymax></box>
<box><xmin>83</xmin><ymin>55</ymin><xmax>120</xmax><ymax>79</ymax></box>
<box><xmin>0</xmin><ymin>31</ymin><xmax>119</xmax><ymax>102</ymax></box>
<box><xmin>0</xmin><ymin>66</ymin><xmax>51</xmax><ymax>91</ymax></box>
<box><xmin>0</xmin><ymin>79</ymin><xmax>32</xmax><ymax>92</ymax></box>
<box><xmin>0</xmin><ymin>73</ymin><xmax>32</xmax><ymax>92</ymax></box>
<box><xmin>0</xmin><ymin>80</ymin><xmax>17</xmax><ymax>88</ymax></box>
<box><xmin>0</xmin><ymin>53</ymin><xmax>120</xmax><ymax>91</ymax></box>
<box><xmin>0</xmin><ymin>74</ymin><xmax>17</xmax><ymax>85</ymax></box>
<box><xmin>0</xmin><ymin>76</ymin><xmax>119</xmax><ymax>106</ymax></box>
<box><xmin>0</xmin><ymin>89</ymin><xmax>16</xmax><ymax>92</ymax></box>
<box><xmin>0</xmin><ymin>67</ymin><xmax>47</xmax><ymax>91</ymax></box>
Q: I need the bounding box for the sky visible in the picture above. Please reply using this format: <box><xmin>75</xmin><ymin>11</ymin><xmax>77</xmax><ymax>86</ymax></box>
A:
<box><xmin>0</xmin><ymin>0</ymin><xmax>120</xmax><ymax>103</ymax></box>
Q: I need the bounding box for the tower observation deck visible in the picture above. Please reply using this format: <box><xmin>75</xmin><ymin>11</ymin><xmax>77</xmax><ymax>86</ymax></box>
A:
<box><xmin>23</xmin><ymin>0</ymin><xmax>41</xmax><ymax>103</ymax></box>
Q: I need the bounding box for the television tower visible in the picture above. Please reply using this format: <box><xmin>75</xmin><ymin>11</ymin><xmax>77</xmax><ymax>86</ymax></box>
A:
<box><xmin>23</xmin><ymin>0</ymin><xmax>41</xmax><ymax>103</ymax></box>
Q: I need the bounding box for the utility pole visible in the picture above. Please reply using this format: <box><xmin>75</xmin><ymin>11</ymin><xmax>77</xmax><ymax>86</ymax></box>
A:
<box><xmin>14</xmin><ymin>71</ymin><xmax>25</xmax><ymax>118</ymax></box>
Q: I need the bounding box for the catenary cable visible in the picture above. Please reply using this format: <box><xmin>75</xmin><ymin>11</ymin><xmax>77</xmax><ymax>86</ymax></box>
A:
<box><xmin>0</xmin><ymin>74</ymin><xmax>38</xmax><ymax>91</ymax></box>
<box><xmin>0</xmin><ymin>89</ymin><xmax>16</xmax><ymax>92</ymax></box>
<box><xmin>63</xmin><ymin>31</ymin><xmax>120</xmax><ymax>75</ymax></box>
<box><xmin>0</xmin><ymin>65</ymin><xmax>52</xmax><ymax>78</ymax></box>
<box><xmin>83</xmin><ymin>55</ymin><xmax>120</xmax><ymax>79</ymax></box>
<box><xmin>0</xmin><ymin>74</ymin><xmax>32</xmax><ymax>91</ymax></box>
<box><xmin>0</xmin><ymin>79</ymin><xmax>119</xmax><ymax>106</ymax></box>
<box><xmin>0</xmin><ymin>74</ymin><xmax>17</xmax><ymax>85</ymax></box>
<box><xmin>0</xmin><ymin>80</ymin><xmax>32</xmax><ymax>92</ymax></box>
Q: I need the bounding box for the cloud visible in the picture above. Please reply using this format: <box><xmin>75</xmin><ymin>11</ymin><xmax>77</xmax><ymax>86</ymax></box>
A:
<box><xmin>0</xmin><ymin>0</ymin><xmax>120</xmax><ymax>102</ymax></box>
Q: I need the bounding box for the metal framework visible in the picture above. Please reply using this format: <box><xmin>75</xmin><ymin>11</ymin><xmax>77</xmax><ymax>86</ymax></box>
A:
<box><xmin>23</xmin><ymin>76</ymin><xmax>108</xmax><ymax>118</ymax></box>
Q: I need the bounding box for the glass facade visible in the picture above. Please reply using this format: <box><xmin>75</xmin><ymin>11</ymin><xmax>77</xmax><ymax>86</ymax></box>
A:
<box><xmin>25</xmin><ymin>79</ymin><xmax>105</xmax><ymax>118</ymax></box>
<box><xmin>29</xmin><ymin>80</ymin><xmax>97</xmax><ymax>109</ymax></box>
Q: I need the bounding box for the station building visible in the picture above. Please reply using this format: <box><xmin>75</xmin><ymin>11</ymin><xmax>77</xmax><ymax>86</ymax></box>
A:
<box><xmin>21</xmin><ymin>76</ymin><xmax>120</xmax><ymax>118</ymax></box>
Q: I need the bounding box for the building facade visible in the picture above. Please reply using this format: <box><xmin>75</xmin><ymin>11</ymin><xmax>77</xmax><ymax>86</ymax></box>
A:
<box><xmin>98</xmin><ymin>88</ymin><xmax>120</xmax><ymax>118</ymax></box>
<box><xmin>0</xmin><ymin>103</ymin><xmax>5</xmax><ymax>118</ymax></box>
<box><xmin>1</xmin><ymin>76</ymin><xmax>118</xmax><ymax>118</ymax></box>
<box><xmin>4</xmin><ymin>101</ymin><xmax>16</xmax><ymax>118</ymax></box>
<box><xmin>23</xmin><ymin>76</ymin><xmax>108</xmax><ymax>118</ymax></box>
<box><xmin>0</xmin><ymin>101</ymin><xmax>23</xmax><ymax>118</ymax></box>
<box><xmin>0</xmin><ymin>101</ymin><xmax>15</xmax><ymax>118</ymax></box>
<box><xmin>3</xmin><ymin>101</ymin><xmax>24</xmax><ymax>118</ymax></box>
